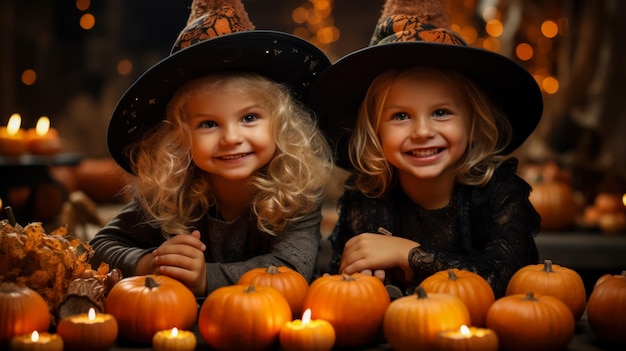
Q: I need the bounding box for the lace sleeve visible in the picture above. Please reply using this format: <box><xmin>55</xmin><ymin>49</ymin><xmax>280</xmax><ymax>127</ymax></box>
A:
<box><xmin>408</xmin><ymin>160</ymin><xmax>541</xmax><ymax>297</ymax></box>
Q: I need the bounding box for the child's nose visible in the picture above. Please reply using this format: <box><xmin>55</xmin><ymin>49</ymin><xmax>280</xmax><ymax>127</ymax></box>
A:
<box><xmin>411</xmin><ymin>117</ymin><xmax>436</xmax><ymax>139</ymax></box>
<box><xmin>221</xmin><ymin>125</ymin><xmax>244</xmax><ymax>144</ymax></box>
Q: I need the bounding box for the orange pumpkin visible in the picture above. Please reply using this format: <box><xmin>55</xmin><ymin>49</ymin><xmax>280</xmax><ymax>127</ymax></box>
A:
<box><xmin>505</xmin><ymin>259</ymin><xmax>586</xmax><ymax>321</ymax></box>
<box><xmin>383</xmin><ymin>286</ymin><xmax>471</xmax><ymax>351</ymax></box>
<box><xmin>302</xmin><ymin>273</ymin><xmax>390</xmax><ymax>348</ymax></box>
<box><xmin>198</xmin><ymin>284</ymin><xmax>291</xmax><ymax>351</ymax></box>
<box><xmin>420</xmin><ymin>268</ymin><xmax>495</xmax><ymax>327</ymax></box>
<box><xmin>587</xmin><ymin>270</ymin><xmax>626</xmax><ymax>346</ymax></box>
<box><xmin>486</xmin><ymin>292</ymin><xmax>575</xmax><ymax>351</ymax></box>
<box><xmin>56</xmin><ymin>308</ymin><xmax>118</xmax><ymax>351</ymax></box>
<box><xmin>104</xmin><ymin>275</ymin><xmax>197</xmax><ymax>344</ymax></box>
<box><xmin>238</xmin><ymin>265</ymin><xmax>309</xmax><ymax>318</ymax></box>
<box><xmin>279</xmin><ymin>308</ymin><xmax>336</xmax><ymax>351</ymax></box>
<box><xmin>0</xmin><ymin>282</ymin><xmax>51</xmax><ymax>347</ymax></box>
<box><xmin>529</xmin><ymin>181</ymin><xmax>579</xmax><ymax>230</ymax></box>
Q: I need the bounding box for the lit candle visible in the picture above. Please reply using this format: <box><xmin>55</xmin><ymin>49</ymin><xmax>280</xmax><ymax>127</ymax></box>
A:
<box><xmin>152</xmin><ymin>327</ymin><xmax>197</xmax><ymax>351</ymax></box>
<box><xmin>0</xmin><ymin>113</ymin><xmax>27</xmax><ymax>155</ymax></box>
<box><xmin>26</xmin><ymin>116</ymin><xmax>61</xmax><ymax>155</ymax></box>
<box><xmin>279</xmin><ymin>308</ymin><xmax>336</xmax><ymax>351</ymax></box>
<box><xmin>9</xmin><ymin>331</ymin><xmax>64</xmax><ymax>351</ymax></box>
<box><xmin>436</xmin><ymin>324</ymin><xmax>499</xmax><ymax>351</ymax></box>
<box><xmin>56</xmin><ymin>308</ymin><xmax>118</xmax><ymax>351</ymax></box>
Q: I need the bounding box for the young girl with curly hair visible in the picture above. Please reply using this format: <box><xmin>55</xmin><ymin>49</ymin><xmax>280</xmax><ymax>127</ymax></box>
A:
<box><xmin>308</xmin><ymin>0</ymin><xmax>543</xmax><ymax>298</ymax></box>
<box><xmin>89</xmin><ymin>0</ymin><xmax>332</xmax><ymax>297</ymax></box>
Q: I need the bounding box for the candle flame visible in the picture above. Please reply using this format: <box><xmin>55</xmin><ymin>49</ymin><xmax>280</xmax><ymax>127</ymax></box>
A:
<box><xmin>171</xmin><ymin>327</ymin><xmax>179</xmax><ymax>337</ymax></box>
<box><xmin>7</xmin><ymin>113</ymin><xmax>21</xmax><ymax>135</ymax></box>
<box><xmin>622</xmin><ymin>193</ymin><xmax>626</xmax><ymax>207</ymax></box>
<box><xmin>460</xmin><ymin>325</ymin><xmax>470</xmax><ymax>336</ymax></box>
<box><xmin>31</xmin><ymin>331</ymin><xmax>39</xmax><ymax>342</ymax></box>
<box><xmin>302</xmin><ymin>308</ymin><xmax>312</xmax><ymax>325</ymax></box>
<box><xmin>35</xmin><ymin>116</ymin><xmax>50</xmax><ymax>136</ymax></box>
<box><xmin>88</xmin><ymin>308</ymin><xmax>96</xmax><ymax>320</ymax></box>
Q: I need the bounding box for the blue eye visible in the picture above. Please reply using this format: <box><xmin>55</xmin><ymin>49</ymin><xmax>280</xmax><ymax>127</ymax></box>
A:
<box><xmin>392</xmin><ymin>112</ymin><xmax>410</xmax><ymax>121</ymax></box>
<box><xmin>243</xmin><ymin>114</ymin><xmax>258</xmax><ymax>123</ymax></box>
<box><xmin>433</xmin><ymin>109</ymin><xmax>450</xmax><ymax>118</ymax></box>
<box><xmin>199</xmin><ymin>120</ymin><xmax>217</xmax><ymax>128</ymax></box>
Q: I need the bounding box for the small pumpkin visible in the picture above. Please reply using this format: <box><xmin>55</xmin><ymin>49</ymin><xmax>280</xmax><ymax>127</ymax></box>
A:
<box><xmin>0</xmin><ymin>282</ymin><xmax>51</xmax><ymax>347</ymax></box>
<box><xmin>279</xmin><ymin>308</ymin><xmax>336</xmax><ymax>351</ymax></box>
<box><xmin>420</xmin><ymin>268</ymin><xmax>495</xmax><ymax>327</ymax></box>
<box><xmin>198</xmin><ymin>284</ymin><xmax>291</xmax><ymax>351</ymax></box>
<box><xmin>586</xmin><ymin>270</ymin><xmax>626</xmax><ymax>346</ymax></box>
<box><xmin>486</xmin><ymin>292</ymin><xmax>575</xmax><ymax>351</ymax></box>
<box><xmin>301</xmin><ymin>273</ymin><xmax>390</xmax><ymax>348</ymax></box>
<box><xmin>104</xmin><ymin>275</ymin><xmax>197</xmax><ymax>345</ymax></box>
<box><xmin>383</xmin><ymin>286</ymin><xmax>471</xmax><ymax>351</ymax></box>
<box><xmin>505</xmin><ymin>259</ymin><xmax>586</xmax><ymax>321</ymax></box>
<box><xmin>237</xmin><ymin>265</ymin><xmax>309</xmax><ymax>317</ymax></box>
<box><xmin>529</xmin><ymin>181</ymin><xmax>579</xmax><ymax>230</ymax></box>
<box><xmin>56</xmin><ymin>308</ymin><xmax>118</xmax><ymax>351</ymax></box>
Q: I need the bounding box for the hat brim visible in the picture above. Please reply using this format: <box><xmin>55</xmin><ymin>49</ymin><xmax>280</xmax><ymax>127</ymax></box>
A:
<box><xmin>108</xmin><ymin>30</ymin><xmax>330</xmax><ymax>174</ymax></box>
<box><xmin>307</xmin><ymin>42</ymin><xmax>543</xmax><ymax>170</ymax></box>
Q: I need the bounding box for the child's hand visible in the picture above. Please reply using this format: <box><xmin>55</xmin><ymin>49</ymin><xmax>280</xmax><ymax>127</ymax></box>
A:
<box><xmin>339</xmin><ymin>233</ymin><xmax>419</xmax><ymax>281</ymax></box>
<box><xmin>152</xmin><ymin>230</ymin><xmax>207</xmax><ymax>296</ymax></box>
<box><xmin>359</xmin><ymin>269</ymin><xmax>386</xmax><ymax>282</ymax></box>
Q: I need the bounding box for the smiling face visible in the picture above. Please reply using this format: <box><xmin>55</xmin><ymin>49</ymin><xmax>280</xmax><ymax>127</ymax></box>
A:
<box><xmin>186</xmin><ymin>84</ymin><xmax>276</xmax><ymax>184</ymax></box>
<box><xmin>377</xmin><ymin>67</ymin><xmax>471</xmax><ymax>188</ymax></box>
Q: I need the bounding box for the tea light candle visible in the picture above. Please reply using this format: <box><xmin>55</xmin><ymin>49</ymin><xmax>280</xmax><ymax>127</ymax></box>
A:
<box><xmin>26</xmin><ymin>116</ymin><xmax>61</xmax><ymax>155</ymax></box>
<box><xmin>279</xmin><ymin>308</ymin><xmax>336</xmax><ymax>351</ymax></box>
<box><xmin>0</xmin><ymin>113</ymin><xmax>27</xmax><ymax>155</ymax></box>
<box><xmin>152</xmin><ymin>327</ymin><xmax>196</xmax><ymax>351</ymax></box>
<box><xmin>56</xmin><ymin>308</ymin><xmax>118</xmax><ymax>351</ymax></box>
<box><xmin>436</xmin><ymin>324</ymin><xmax>499</xmax><ymax>351</ymax></box>
<box><xmin>9</xmin><ymin>331</ymin><xmax>64</xmax><ymax>351</ymax></box>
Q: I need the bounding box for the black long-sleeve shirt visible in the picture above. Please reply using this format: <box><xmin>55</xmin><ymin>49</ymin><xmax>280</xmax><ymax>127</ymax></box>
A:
<box><xmin>327</xmin><ymin>158</ymin><xmax>540</xmax><ymax>298</ymax></box>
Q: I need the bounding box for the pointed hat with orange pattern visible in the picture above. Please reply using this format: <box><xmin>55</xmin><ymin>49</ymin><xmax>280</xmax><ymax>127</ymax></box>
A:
<box><xmin>108</xmin><ymin>0</ymin><xmax>330</xmax><ymax>174</ymax></box>
<box><xmin>308</xmin><ymin>0</ymin><xmax>543</xmax><ymax>169</ymax></box>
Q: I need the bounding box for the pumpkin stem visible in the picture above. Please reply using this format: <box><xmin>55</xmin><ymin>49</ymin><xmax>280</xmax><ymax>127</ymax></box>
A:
<box><xmin>523</xmin><ymin>292</ymin><xmax>539</xmax><ymax>302</ymax></box>
<box><xmin>244</xmin><ymin>285</ymin><xmax>257</xmax><ymax>293</ymax></box>
<box><xmin>621</xmin><ymin>271</ymin><xmax>626</xmax><ymax>277</ymax></box>
<box><xmin>447</xmin><ymin>269</ymin><xmax>458</xmax><ymax>281</ymax></box>
<box><xmin>341</xmin><ymin>273</ymin><xmax>356</xmax><ymax>281</ymax></box>
<box><xmin>415</xmin><ymin>286</ymin><xmax>428</xmax><ymax>299</ymax></box>
<box><xmin>266</xmin><ymin>265</ymin><xmax>279</xmax><ymax>274</ymax></box>
<box><xmin>144</xmin><ymin>276</ymin><xmax>160</xmax><ymax>289</ymax></box>
<box><xmin>542</xmin><ymin>259</ymin><xmax>554</xmax><ymax>273</ymax></box>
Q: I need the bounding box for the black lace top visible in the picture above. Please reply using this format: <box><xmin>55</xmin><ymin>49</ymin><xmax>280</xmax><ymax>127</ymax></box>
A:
<box><xmin>327</xmin><ymin>158</ymin><xmax>540</xmax><ymax>297</ymax></box>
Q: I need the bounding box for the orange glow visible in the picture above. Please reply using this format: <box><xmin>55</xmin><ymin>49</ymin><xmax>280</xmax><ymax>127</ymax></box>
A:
<box><xmin>316</xmin><ymin>26</ymin><xmax>339</xmax><ymax>44</ymax></box>
<box><xmin>485</xmin><ymin>19</ymin><xmax>503</xmax><ymax>37</ymax></box>
<box><xmin>516</xmin><ymin>43</ymin><xmax>534</xmax><ymax>61</ymax></box>
<box><xmin>460</xmin><ymin>26</ymin><xmax>478</xmax><ymax>44</ymax></box>
<box><xmin>541</xmin><ymin>20</ymin><xmax>559</xmax><ymax>38</ymax></box>
<box><xmin>75</xmin><ymin>0</ymin><xmax>90</xmax><ymax>11</ymax></box>
<box><xmin>482</xmin><ymin>37</ymin><xmax>500</xmax><ymax>52</ymax></box>
<box><xmin>542</xmin><ymin>76</ymin><xmax>559</xmax><ymax>94</ymax></box>
<box><xmin>117</xmin><ymin>59</ymin><xmax>133</xmax><ymax>75</ymax></box>
<box><xmin>292</xmin><ymin>7</ymin><xmax>308</xmax><ymax>24</ymax></box>
<box><xmin>80</xmin><ymin>13</ymin><xmax>96</xmax><ymax>30</ymax></box>
<box><xmin>21</xmin><ymin>69</ymin><xmax>37</xmax><ymax>85</ymax></box>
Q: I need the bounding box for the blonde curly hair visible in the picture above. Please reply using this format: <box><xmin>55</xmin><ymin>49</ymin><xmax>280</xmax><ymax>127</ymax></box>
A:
<box><xmin>127</xmin><ymin>72</ymin><xmax>333</xmax><ymax>236</ymax></box>
<box><xmin>349</xmin><ymin>66</ymin><xmax>512</xmax><ymax>197</ymax></box>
